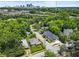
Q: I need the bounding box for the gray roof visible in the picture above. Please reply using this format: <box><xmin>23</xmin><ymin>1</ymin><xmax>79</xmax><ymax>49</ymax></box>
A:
<box><xmin>47</xmin><ymin>45</ymin><xmax>60</xmax><ymax>53</ymax></box>
<box><xmin>43</xmin><ymin>31</ymin><xmax>59</xmax><ymax>41</ymax></box>
<box><xmin>21</xmin><ymin>39</ymin><xmax>29</xmax><ymax>48</ymax></box>
<box><xmin>64</xmin><ymin>29</ymin><xmax>73</xmax><ymax>36</ymax></box>
<box><xmin>30</xmin><ymin>38</ymin><xmax>41</xmax><ymax>45</ymax></box>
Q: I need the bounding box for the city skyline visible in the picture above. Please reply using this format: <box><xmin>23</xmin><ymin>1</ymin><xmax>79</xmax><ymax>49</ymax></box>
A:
<box><xmin>0</xmin><ymin>1</ymin><xmax>79</xmax><ymax>7</ymax></box>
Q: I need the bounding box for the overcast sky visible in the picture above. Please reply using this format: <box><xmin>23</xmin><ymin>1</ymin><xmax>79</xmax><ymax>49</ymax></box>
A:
<box><xmin>0</xmin><ymin>1</ymin><xmax>79</xmax><ymax>7</ymax></box>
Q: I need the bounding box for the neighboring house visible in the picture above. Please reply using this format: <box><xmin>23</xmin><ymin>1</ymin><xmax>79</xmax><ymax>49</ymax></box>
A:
<box><xmin>65</xmin><ymin>40</ymin><xmax>75</xmax><ymax>50</ymax></box>
<box><xmin>64</xmin><ymin>29</ymin><xmax>73</xmax><ymax>36</ymax></box>
<box><xmin>43</xmin><ymin>31</ymin><xmax>59</xmax><ymax>41</ymax></box>
<box><xmin>3</xmin><ymin>9</ymin><xmax>8</xmax><ymax>12</ymax></box>
<box><xmin>29</xmin><ymin>38</ymin><xmax>41</xmax><ymax>45</ymax></box>
<box><xmin>0</xmin><ymin>9</ymin><xmax>30</xmax><ymax>14</ymax></box>
<box><xmin>48</xmin><ymin>45</ymin><xmax>60</xmax><ymax>53</ymax></box>
<box><xmin>20</xmin><ymin>10</ymin><xmax>29</xmax><ymax>13</ymax></box>
<box><xmin>50</xmin><ymin>40</ymin><xmax>63</xmax><ymax>53</ymax></box>
<box><xmin>0</xmin><ymin>9</ymin><xmax>8</xmax><ymax>14</ymax></box>
<box><xmin>21</xmin><ymin>39</ymin><xmax>29</xmax><ymax>48</ymax></box>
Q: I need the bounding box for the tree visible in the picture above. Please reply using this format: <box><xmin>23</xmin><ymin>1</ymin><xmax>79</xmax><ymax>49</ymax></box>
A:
<box><xmin>53</xmin><ymin>20</ymin><xmax>64</xmax><ymax>28</ymax></box>
<box><xmin>58</xmin><ymin>11</ymin><xmax>69</xmax><ymax>20</ymax></box>
<box><xmin>0</xmin><ymin>53</ymin><xmax>6</xmax><ymax>57</ymax></box>
<box><xmin>59</xmin><ymin>45</ymin><xmax>66</xmax><ymax>56</ymax></box>
<box><xmin>45</xmin><ymin>50</ymin><xmax>56</xmax><ymax>57</ymax></box>
<box><xmin>0</xmin><ymin>19</ymin><xmax>27</xmax><ymax>57</ymax></box>
<box><xmin>63</xmin><ymin>20</ymin><xmax>77</xmax><ymax>29</ymax></box>
<box><xmin>29</xmin><ymin>10</ymin><xmax>36</xmax><ymax>14</ymax></box>
<box><xmin>48</xmin><ymin>20</ymin><xmax>64</xmax><ymax>35</ymax></box>
<box><xmin>72</xmin><ymin>41</ymin><xmax>79</xmax><ymax>57</ymax></box>
<box><xmin>66</xmin><ymin>41</ymin><xmax>79</xmax><ymax>57</ymax></box>
<box><xmin>70</xmin><ymin>31</ymin><xmax>79</xmax><ymax>41</ymax></box>
<box><xmin>50</xmin><ymin>26</ymin><xmax>60</xmax><ymax>35</ymax></box>
<box><xmin>58</xmin><ymin>32</ymin><xmax>68</xmax><ymax>43</ymax></box>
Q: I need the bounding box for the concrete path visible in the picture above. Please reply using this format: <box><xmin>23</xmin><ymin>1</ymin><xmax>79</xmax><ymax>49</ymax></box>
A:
<box><xmin>22</xmin><ymin>49</ymin><xmax>32</xmax><ymax>57</ymax></box>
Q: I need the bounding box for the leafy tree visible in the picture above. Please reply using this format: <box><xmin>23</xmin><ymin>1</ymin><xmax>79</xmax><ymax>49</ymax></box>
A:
<box><xmin>45</xmin><ymin>50</ymin><xmax>56</xmax><ymax>57</ymax></box>
<box><xmin>50</xmin><ymin>26</ymin><xmax>60</xmax><ymax>35</ymax></box>
<box><xmin>63</xmin><ymin>20</ymin><xmax>77</xmax><ymax>29</ymax></box>
<box><xmin>58</xmin><ymin>11</ymin><xmax>69</xmax><ymax>20</ymax></box>
<box><xmin>71</xmin><ymin>41</ymin><xmax>79</xmax><ymax>57</ymax></box>
<box><xmin>29</xmin><ymin>10</ymin><xmax>36</xmax><ymax>14</ymax></box>
<box><xmin>0</xmin><ymin>19</ymin><xmax>28</xmax><ymax>57</ymax></box>
<box><xmin>70</xmin><ymin>31</ymin><xmax>79</xmax><ymax>41</ymax></box>
<box><xmin>58</xmin><ymin>32</ymin><xmax>69</xmax><ymax>43</ymax></box>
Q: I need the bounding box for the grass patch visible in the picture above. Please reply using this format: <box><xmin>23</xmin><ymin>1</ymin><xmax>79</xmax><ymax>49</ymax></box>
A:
<box><xmin>26</xmin><ymin>33</ymin><xmax>36</xmax><ymax>42</ymax></box>
<box><xmin>45</xmin><ymin>50</ymin><xmax>57</xmax><ymax>57</ymax></box>
<box><xmin>30</xmin><ymin>44</ymin><xmax>45</xmax><ymax>53</ymax></box>
<box><xmin>47</xmin><ymin>39</ymin><xmax>52</xmax><ymax>43</ymax></box>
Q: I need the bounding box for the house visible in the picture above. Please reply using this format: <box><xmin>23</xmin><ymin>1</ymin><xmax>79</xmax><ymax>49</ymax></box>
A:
<box><xmin>64</xmin><ymin>29</ymin><xmax>73</xmax><ymax>36</ymax></box>
<box><xmin>43</xmin><ymin>31</ymin><xmax>59</xmax><ymax>41</ymax></box>
<box><xmin>21</xmin><ymin>39</ymin><xmax>29</xmax><ymax>48</ymax></box>
<box><xmin>65</xmin><ymin>40</ymin><xmax>75</xmax><ymax>51</ymax></box>
<box><xmin>20</xmin><ymin>10</ymin><xmax>29</xmax><ymax>13</ymax></box>
<box><xmin>29</xmin><ymin>38</ymin><xmax>41</xmax><ymax>45</ymax></box>
<box><xmin>3</xmin><ymin>9</ymin><xmax>8</xmax><ymax>12</ymax></box>
<box><xmin>49</xmin><ymin>40</ymin><xmax>63</xmax><ymax>53</ymax></box>
<box><xmin>47</xmin><ymin>45</ymin><xmax>60</xmax><ymax>54</ymax></box>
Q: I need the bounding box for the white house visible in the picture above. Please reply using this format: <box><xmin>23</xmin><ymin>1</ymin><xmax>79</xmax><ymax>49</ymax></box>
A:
<box><xmin>64</xmin><ymin>29</ymin><xmax>73</xmax><ymax>36</ymax></box>
<box><xmin>21</xmin><ymin>39</ymin><xmax>29</xmax><ymax>48</ymax></box>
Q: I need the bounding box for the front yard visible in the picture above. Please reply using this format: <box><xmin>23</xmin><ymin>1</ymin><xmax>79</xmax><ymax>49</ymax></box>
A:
<box><xmin>30</xmin><ymin>44</ymin><xmax>45</xmax><ymax>53</ymax></box>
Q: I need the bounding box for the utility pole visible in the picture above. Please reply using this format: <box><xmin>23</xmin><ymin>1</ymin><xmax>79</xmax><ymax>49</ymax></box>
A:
<box><xmin>55</xmin><ymin>1</ymin><xmax>57</xmax><ymax>19</ymax></box>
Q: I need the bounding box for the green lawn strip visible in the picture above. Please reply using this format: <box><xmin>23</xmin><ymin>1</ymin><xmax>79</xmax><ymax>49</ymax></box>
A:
<box><xmin>32</xmin><ymin>49</ymin><xmax>45</xmax><ymax>55</ymax></box>
<box><xmin>26</xmin><ymin>36</ymin><xmax>30</xmax><ymax>42</ymax></box>
<box><xmin>47</xmin><ymin>39</ymin><xmax>52</xmax><ymax>43</ymax></box>
<box><xmin>30</xmin><ymin>44</ymin><xmax>45</xmax><ymax>53</ymax></box>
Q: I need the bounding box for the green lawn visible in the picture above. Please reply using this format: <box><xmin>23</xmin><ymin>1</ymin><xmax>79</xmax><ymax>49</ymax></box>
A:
<box><xmin>30</xmin><ymin>44</ymin><xmax>45</xmax><ymax>53</ymax></box>
<box><xmin>47</xmin><ymin>39</ymin><xmax>52</xmax><ymax>43</ymax></box>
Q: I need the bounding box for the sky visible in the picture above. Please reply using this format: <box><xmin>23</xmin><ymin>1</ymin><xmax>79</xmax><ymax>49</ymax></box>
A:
<box><xmin>0</xmin><ymin>1</ymin><xmax>79</xmax><ymax>7</ymax></box>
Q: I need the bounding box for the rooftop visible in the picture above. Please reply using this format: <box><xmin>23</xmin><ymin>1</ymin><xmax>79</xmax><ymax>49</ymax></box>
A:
<box><xmin>21</xmin><ymin>39</ymin><xmax>29</xmax><ymax>48</ymax></box>
<box><xmin>43</xmin><ymin>31</ymin><xmax>59</xmax><ymax>41</ymax></box>
<box><xmin>64</xmin><ymin>29</ymin><xmax>73</xmax><ymax>36</ymax></box>
<box><xmin>30</xmin><ymin>38</ymin><xmax>41</xmax><ymax>45</ymax></box>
